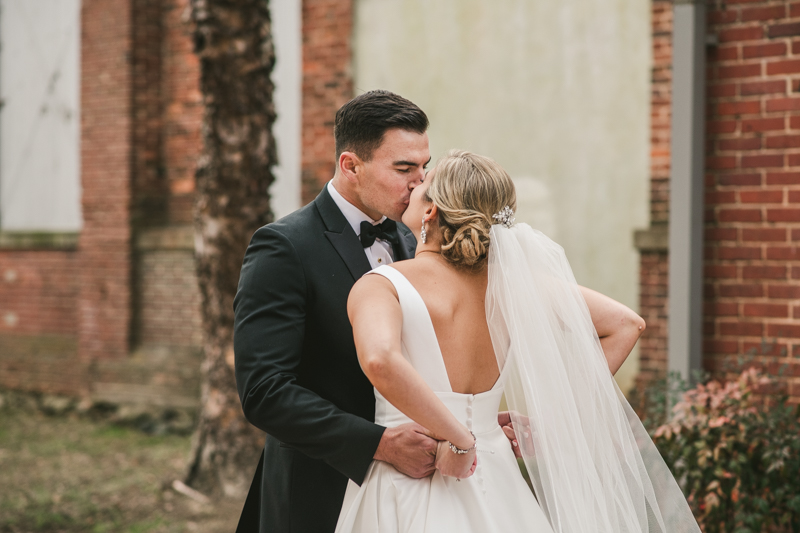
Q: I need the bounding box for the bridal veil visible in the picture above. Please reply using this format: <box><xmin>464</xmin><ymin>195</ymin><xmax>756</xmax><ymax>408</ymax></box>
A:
<box><xmin>486</xmin><ymin>223</ymin><xmax>700</xmax><ymax>533</ymax></box>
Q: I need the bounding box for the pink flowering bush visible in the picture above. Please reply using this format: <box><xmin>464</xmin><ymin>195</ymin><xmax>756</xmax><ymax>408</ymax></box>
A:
<box><xmin>651</xmin><ymin>368</ymin><xmax>800</xmax><ymax>532</ymax></box>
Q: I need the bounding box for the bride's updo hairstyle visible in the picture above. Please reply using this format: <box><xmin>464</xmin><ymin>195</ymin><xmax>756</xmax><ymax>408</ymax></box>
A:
<box><xmin>425</xmin><ymin>150</ymin><xmax>516</xmax><ymax>269</ymax></box>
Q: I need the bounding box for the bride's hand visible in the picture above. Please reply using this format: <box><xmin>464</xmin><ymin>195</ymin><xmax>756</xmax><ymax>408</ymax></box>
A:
<box><xmin>434</xmin><ymin>440</ymin><xmax>477</xmax><ymax>479</ymax></box>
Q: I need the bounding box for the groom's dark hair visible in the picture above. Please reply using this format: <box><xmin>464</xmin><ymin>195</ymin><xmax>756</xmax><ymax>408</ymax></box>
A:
<box><xmin>334</xmin><ymin>90</ymin><xmax>429</xmax><ymax>161</ymax></box>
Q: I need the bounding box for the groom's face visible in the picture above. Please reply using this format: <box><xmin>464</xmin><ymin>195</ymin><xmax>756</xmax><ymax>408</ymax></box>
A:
<box><xmin>357</xmin><ymin>128</ymin><xmax>430</xmax><ymax>221</ymax></box>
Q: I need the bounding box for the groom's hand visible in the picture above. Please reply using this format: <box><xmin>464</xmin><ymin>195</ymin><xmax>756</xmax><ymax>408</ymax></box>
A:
<box><xmin>374</xmin><ymin>423</ymin><xmax>437</xmax><ymax>478</ymax></box>
<box><xmin>498</xmin><ymin>411</ymin><xmax>522</xmax><ymax>458</ymax></box>
<box><xmin>499</xmin><ymin>411</ymin><xmax>537</xmax><ymax>459</ymax></box>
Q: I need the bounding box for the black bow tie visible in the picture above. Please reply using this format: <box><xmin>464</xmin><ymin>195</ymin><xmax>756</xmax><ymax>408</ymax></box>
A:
<box><xmin>360</xmin><ymin>219</ymin><xmax>400</xmax><ymax>248</ymax></box>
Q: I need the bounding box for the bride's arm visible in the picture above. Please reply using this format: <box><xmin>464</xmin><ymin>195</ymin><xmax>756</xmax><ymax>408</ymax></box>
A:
<box><xmin>348</xmin><ymin>274</ymin><xmax>476</xmax><ymax>475</ymax></box>
<box><xmin>579</xmin><ymin>286</ymin><xmax>646</xmax><ymax>375</ymax></box>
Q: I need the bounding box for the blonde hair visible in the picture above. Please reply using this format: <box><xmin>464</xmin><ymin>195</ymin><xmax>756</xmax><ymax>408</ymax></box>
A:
<box><xmin>425</xmin><ymin>150</ymin><xmax>516</xmax><ymax>268</ymax></box>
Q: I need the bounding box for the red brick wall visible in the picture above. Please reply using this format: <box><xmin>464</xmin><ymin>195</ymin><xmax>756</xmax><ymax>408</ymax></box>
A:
<box><xmin>0</xmin><ymin>252</ymin><xmax>78</xmax><ymax>337</ymax></box>
<box><xmin>639</xmin><ymin>252</ymin><xmax>670</xmax><ymax>383</ymax></box>
<box><xmin>0</xmin><ymin>0</ymin><xmax>203</xmax><ymax>403</ymax></box>
<box><xmin>0</xmin><ymin>0</ymin><xmax>139</xmax><ymax>395</ymax></box>
<box><xmin>638</xmin><ymin>0</ymin><xmax>673</xmax><ymax>384</ymax></box>
<box><xmin>138</xmin><ymin>247</ymin><xmax>203</xmax><ymax>348</ymax></box>
<box><xmin>651</xmin><ymin>1</ymin><xmax>673</xmax><ymax>229</ymax></box>
<box><xmin>131</xmin><ymin>0</ymin><xmax>203</xmax><ymax>349</ymax></box>
<box><xmin>301</xmin><ymin>0</ymin><xmax>354</xmax><ymax>203</ymax></box>
<box><xmin>163</xmin><ymin>0</ymin><xmax>202</xmax><ymax>224</ymax></box>
<box><xmin>704</xmin><ymin>0</ymin><xmax>800</xmax><ymax>398</ymax></box>
<box><xmin>640</xmin><ymin>1</ymin><xmax>800</xmax><ymax>400</ymax></box>
<box><xmin>79</xmin><ymin>0</ymin><xmax>135</xmax><ymax>369</ymax></box>
<box><xmin>132</xmin><ymin>0</ymin><xmax>167</xmax><ymax>226</ymax></box>
<box><xmin>0</xmin><ymin>0</ymin><xmax>147</xmax><ymax>395</ymax></box>
<box><xmin>0</xmin><ymin>250</ymin><xmax>81</xmax><ymax>395</ymax></box>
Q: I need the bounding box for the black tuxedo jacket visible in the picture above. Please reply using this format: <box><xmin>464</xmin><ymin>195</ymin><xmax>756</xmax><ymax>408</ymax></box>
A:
<box><xmin>233</xmin><ymin>186</ymin><xmax>416</xmax><ymax>532</ymax></box>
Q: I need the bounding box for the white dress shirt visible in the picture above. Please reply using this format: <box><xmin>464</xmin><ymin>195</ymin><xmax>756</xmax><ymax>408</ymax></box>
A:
<box><xmin>327</xmin><ymin>181</ymin><xmax>395</xmax><ymax>269</ymax></box>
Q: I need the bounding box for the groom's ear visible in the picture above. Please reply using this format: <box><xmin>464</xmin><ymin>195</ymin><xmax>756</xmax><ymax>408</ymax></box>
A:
<box><xmin>339</xmin><ymin>151</ymin><xmax>362</xmax><ymax>183</ymax></box>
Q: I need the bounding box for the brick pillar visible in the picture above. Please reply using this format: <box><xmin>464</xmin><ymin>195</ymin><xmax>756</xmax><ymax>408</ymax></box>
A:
<box><xmin>131</xmin><ymin>0</ymin><xmax>166</xmax><ymax>227</ymax></box>
<box><xmin>79</xmin><ymin>0</ymin><xmax>134</xmax><ymax>372</ymax></box>
<box><xmin>637</xmin><ymin>0</ymin><xmax>673</xmax><ymax>385</ymax></box>
<box><xmin>704</xmin><ymin>1</ymin><xmax>800</xmax><ymax>399</ymax></box>
<box><xmin>301</xmin><ymin>0</ymin><xmax>354</xmax><ymax>204</ymax></box>
<box><xmin>163</xmin><ymin>0</ymin><xmax>202</xmax><ymax>225</ymax></box>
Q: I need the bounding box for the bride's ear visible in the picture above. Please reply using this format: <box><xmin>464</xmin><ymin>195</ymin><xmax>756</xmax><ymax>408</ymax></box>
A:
<box><xmin>424</xmin><ymin>203</ymin><xmax>439</xmax><ymax>224</ymax></box>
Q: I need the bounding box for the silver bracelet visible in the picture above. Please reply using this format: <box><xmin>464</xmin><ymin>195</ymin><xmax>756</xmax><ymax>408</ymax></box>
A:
<box><xmin>448</xmin><ymin>431</ymin><xmax>476</xmax><ymax>454</ymax></box>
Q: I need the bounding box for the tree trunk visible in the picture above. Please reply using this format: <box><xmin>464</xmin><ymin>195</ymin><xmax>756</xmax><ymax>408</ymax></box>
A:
<box><xmin>185</xmin><ymin>0</ymin><xmax>276</xmax><ymax>498</ymax></box>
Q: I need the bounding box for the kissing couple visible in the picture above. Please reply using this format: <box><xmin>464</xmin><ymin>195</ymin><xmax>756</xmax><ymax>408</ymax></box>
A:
<box><xmin>233</xmin><ymin>90</ymin><xmax>701</xmax><ymax>533</ymax></box>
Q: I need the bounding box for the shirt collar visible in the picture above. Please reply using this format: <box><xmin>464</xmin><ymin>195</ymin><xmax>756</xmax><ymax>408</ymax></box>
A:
<box><xmin>327</xmin><ymin>180</ymin><xmax>387</xmax><ymax>236</ymax></box>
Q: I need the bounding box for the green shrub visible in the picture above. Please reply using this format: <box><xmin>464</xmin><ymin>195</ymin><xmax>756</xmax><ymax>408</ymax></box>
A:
<box><xmin>650</xmin><ymin>368</ymin><xmax>800</xmax><ymax>533</ymax></box>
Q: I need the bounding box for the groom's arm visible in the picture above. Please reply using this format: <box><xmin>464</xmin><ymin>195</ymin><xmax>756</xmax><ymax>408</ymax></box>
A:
<box><xmin>234</xmin><ymin>225</ymin><xmax>385</xmax><ymax>484</ymax></box>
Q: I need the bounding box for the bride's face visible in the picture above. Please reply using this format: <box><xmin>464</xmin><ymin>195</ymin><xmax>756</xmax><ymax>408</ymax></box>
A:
<box><xmin>401</xmin><ymin>166</ymin><xmax>434</xmax><ymax>237</ymax></box>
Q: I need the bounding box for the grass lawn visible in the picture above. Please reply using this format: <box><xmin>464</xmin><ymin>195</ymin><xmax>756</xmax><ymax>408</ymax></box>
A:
<box><xmin>0</xmin><ymin>407</ymin><xmax>243</xmax><ymax>532</ymax></box>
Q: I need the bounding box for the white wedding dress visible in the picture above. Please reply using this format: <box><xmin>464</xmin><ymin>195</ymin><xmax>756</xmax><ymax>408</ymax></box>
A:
<box><xmin>335</xmin><ymin>264</ymin><xmax>555</xmax><ymax>533</ymax></box>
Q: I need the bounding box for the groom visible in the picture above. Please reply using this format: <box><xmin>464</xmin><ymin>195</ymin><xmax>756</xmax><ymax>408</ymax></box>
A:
<box><xmin>233</xmin><ymin>90</ymin><xmax>436</xmax><ymax>532</ymax></box>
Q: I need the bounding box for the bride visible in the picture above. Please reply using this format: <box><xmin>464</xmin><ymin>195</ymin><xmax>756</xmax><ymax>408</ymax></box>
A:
<box><xmin>336</xmin><ymin>150</ymin><xmax>700</xmax><ymax>532</ymax></box>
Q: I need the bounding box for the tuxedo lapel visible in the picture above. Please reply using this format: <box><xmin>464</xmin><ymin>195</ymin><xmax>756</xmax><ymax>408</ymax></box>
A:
<box><xmin>315</xmin><ymin>186</ymin><xmax>372</xmax><ymax>282</ymax></box>
<box><xmin>393</xmin><ymin>223</ymin><xmax>417</xmax><ymax>261</ymax></box>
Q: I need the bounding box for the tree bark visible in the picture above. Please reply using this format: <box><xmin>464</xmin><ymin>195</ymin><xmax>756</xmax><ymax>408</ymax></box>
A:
<box><xmin>185</xmin><ymin>0</ymin><xmax>276</xmax><ymax>497</ymax></box>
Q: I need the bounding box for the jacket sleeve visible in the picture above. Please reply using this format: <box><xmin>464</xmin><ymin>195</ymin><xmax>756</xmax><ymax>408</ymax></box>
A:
<box><xmin>233</xmin><ymin>225</ymin><xmax>385</xmax><ymax>485</ymax></box>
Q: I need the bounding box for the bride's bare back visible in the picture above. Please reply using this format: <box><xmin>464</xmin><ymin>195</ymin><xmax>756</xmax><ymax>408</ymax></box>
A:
<box><xmin>390</xmin><ymin>255</ymin><xmax>499</xmax><ymax>395</ymax></box>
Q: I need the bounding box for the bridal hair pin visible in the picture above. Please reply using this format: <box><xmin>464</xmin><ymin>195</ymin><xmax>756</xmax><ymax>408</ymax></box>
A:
<box><xmin>492</xmin><ymin>206</ymin><xmax>515</xmax><ymax>228</ymax></box>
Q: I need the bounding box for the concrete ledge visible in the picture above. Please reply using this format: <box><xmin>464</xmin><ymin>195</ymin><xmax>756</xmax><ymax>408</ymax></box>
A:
<box><xmin>91</xmin><ymin>345</ymin><xmax>202</xmax><ymax>410</ymax></box>
<box><xmin>92</xmin><ymin>382</ymin><xmax>200</xmax><ymax>409</ymax></box>
<box><xmin>633</xmin><ymin>225</ymin><xmax>669</xmax><ymax>252</ymax></box>
<box><xmin>136</xmin><ymin>226</ymin><xmax>195</xmax><ymax>251</ymax></box>
<box><xmin>0</xmin><ymin>231</ymin><xmax>79</xmax><ymax>250</ymax></box>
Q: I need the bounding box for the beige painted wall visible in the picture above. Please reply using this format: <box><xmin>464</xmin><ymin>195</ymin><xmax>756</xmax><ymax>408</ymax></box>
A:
<box><xmin>353</xmin><ymin>0</ymin><xmax>651</xmax><ymax>392</ymax></box>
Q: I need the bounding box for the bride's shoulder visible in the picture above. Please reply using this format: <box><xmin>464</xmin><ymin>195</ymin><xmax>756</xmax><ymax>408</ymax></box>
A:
<box><xmin>348</xmin><ymin>271</ymin><xmax>401</xmax><ymax>322</ymax></box>
<box><xmin>350</xmin><ymin>268</ymin><xmax>398</xmax><ymax>302</ymax></box>
<box><xmin>386</xmin><ymin>258</ymin><xmax>430</xmax><ymax>278</ymax></box>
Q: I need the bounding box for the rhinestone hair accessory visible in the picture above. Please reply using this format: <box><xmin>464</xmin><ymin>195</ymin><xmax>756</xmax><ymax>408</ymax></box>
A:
<box><xmin>492</xmin><ymin>206</ymin><xmax>515</xmax><ymax>228</ymax></box>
